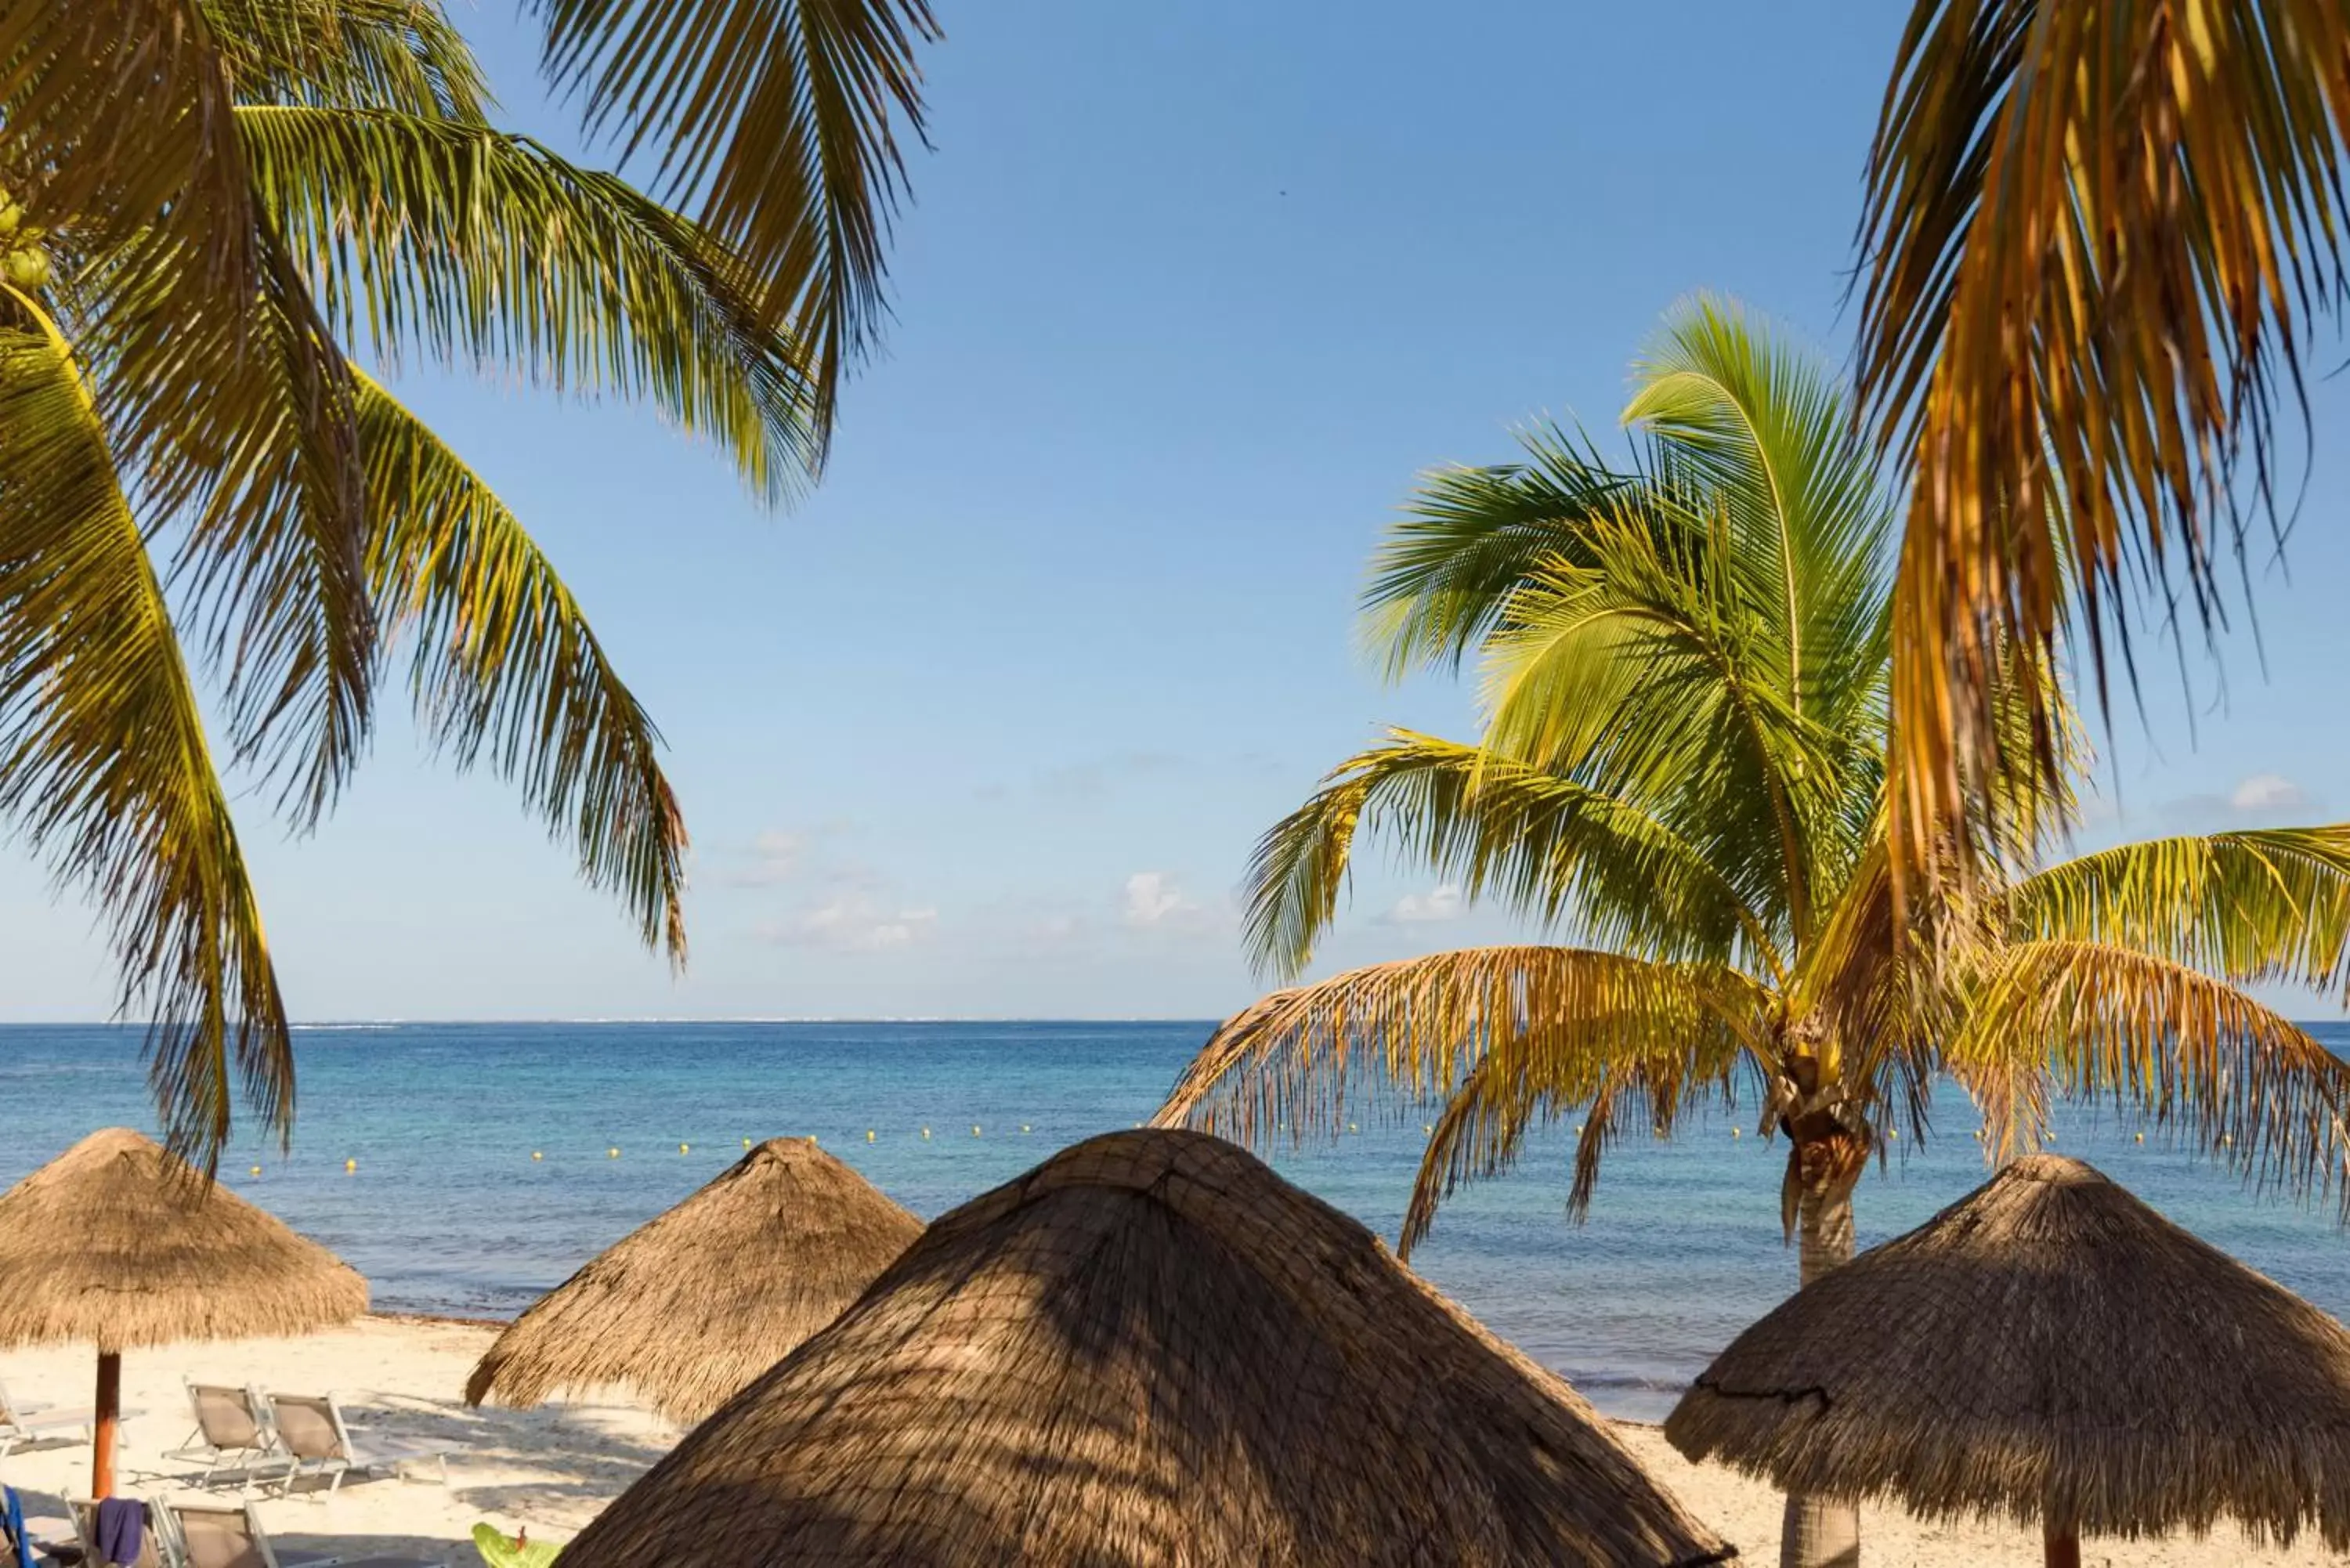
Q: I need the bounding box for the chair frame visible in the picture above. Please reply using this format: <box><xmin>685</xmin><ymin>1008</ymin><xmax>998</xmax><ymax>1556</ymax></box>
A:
<box><xmin>163</xmin><ymin>1379</ymin><xmax>295</xmax><ymax>1491</ymax></box>
<box><xmin>0</xmin><ymin>1378</ymin><xmax>93</xmax><ymax>1457</ymax></box>
<box><xmin>265</xmin><ymin>1393</ymin><xmax>451</xmax><ymax>1499</ymax></box>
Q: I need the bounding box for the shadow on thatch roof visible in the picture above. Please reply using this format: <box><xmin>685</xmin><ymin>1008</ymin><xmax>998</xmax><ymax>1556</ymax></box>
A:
<box><xmin>466</xmin><ymin>1136</ymin><xmax>922</xmax><ymax>1425</ymax></box>
<box><xmin>559</xmin><ymin>1128</ymin><xmax>1732</xmax><ymax>1567</ymax></box>
<box><xmin>0</xmin><ymin>1129</ymin><xmax>366</xmax><ymax>1351</ymax></box>
<box><xmin>1667</xmin><ymin>1154</ymin><xmax>2350</xmax><ymax>1549</ymax></box>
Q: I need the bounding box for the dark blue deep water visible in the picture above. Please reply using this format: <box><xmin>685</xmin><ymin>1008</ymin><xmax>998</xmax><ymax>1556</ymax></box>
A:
<box><xmin>4</xmin><ymin>1021</ymin><xmax>2345</xmax><ymax>1420</ymax></box>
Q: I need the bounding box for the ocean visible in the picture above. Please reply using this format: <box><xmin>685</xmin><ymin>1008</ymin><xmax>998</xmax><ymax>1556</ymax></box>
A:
<box><xmin>4</xmin><ymin>1019</ymin><xmax>2346</xmax><ymax>1422</ymax></box>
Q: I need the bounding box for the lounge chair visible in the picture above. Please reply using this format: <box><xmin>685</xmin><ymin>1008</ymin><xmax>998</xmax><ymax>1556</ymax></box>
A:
<box><xmin>164</xmin><ymin>1382</ymin><xmax>293</xmax><ymax>1490</ymax></box>
<box><xmin>262</xmin><ymin>1395</ymin><xmax>454</xmax><ymax>1499</ymax></box>
<box><xmin>0</xmin><ymin>1379</ymin><xmax>92</xmax><ymax>1456</ymax></box>
<box><xmin>67</xmin><ymin>1497</ymin><xmax>168</xmax><ymax>1568</ymax></box>
<box><xmin>165</xmin><ymin>1500</ymin><xmax>447</xmax><ymax>1568</ymax></box>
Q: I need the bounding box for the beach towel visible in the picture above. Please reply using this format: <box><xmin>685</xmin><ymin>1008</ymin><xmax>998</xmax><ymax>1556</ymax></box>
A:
<box><xmin>2</xmin><ymin>1484</ymin><xmax>31</xmax><ymax>1568</ymax></box>
<box><xmin>92</xmin><ymin>1497</ymin><xmax>141</xmax><ymax>1567</ymax></box>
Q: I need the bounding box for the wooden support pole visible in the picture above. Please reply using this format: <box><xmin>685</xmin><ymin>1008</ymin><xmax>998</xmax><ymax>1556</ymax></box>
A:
<box><xmin>92</xmin><ymin>1349</ymin><xmax>121</xmax><ymax>1498</ymax></box>
<box><xmin>2043</xmin><ymin>1523</ymin><xmax>2081</xmax><ymax>1568</ymax></box>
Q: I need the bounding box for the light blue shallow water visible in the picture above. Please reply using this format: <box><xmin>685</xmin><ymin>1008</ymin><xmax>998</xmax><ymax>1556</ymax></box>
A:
<box><xmin>5</xmin><ymin>1020</ymin><xmax>2347</xmax><ymax>1422</ymax></box>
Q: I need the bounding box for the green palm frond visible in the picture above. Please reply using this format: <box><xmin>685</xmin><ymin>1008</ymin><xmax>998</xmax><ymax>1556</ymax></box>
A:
<box><xmin>1153</xmin><ymin>945</ymin><xmax>1772</xmax><ymax>1154</ymax></box>
<box><xmin>206</xmin><ymin>0</ymin><xmax>494</xmax><ymax>119</ymax></box>
<box><xmin>1950</xmin><ymin>939</ymin><xmax>2350</xmax><ymax>1216</ymax></box>
<box><xmin>1401</xmin><ymin>961</ymin><xmax>1764</xmax><ymax>1252</ymax></box>
<box><xmin>132</xmin><ymin>221</ymin><xmax>376</xmax><ymax>826</ymax></box>
<box><xmin>1359</xmin><ymin>422</ymin><xmax>1643</xmax><ymax>680</ymax></box>
<box><xmin>530</xmin><ymin>0</ymin><xmax>937</xmax><ymax>437</ymax></box>
<box><xmin>1856</xmin><ymin>0</ymin><xmax>2350</xmax><ymax>898</ymax></box>
<box><xmin>356</xmin><ymin>370</ymin><xmax>688</xmax><ymax>961</ymax></box>
<box><xmin>1478</xmin><ymin>521</ymin><xmax>1838</xmax><ymax>949</ymax></box>
<box><xmin>1623</xmin><ymin>294</ymin><xmax>1890</xmax><ymax>730</ymax></box>
<box><xmin>0</xmin><ymin>302</ymin><xmax>289</xmax><ymax>1171</ymax></box>
<box><xmin>1240</xmin><ymin>730</ymin><xmax>1777</xmax><ymax>982</ymax></box>
<box><xmin>240</xmin><ymin>105</ymin><xmax>821</xmax><ymax>502</ymax></box>
<box><xmin>2009</xmin><ymin>828</ymin><xmax>2350</xmax><ymax>999</ymax></box>
<box><xmin>0</xmin><ymin>7</ymin><xmax>378</xmax><ymax>829</ymax></box>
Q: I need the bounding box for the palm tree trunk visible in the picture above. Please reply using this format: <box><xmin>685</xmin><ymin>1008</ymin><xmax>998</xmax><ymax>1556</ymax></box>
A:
<box><xmin>1780</xmin><ymin>1137</ymin><xmax>1864</xmax><ymax>1568</ymax></box>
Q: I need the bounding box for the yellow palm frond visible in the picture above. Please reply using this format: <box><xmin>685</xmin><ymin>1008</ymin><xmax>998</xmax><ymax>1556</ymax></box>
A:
<box><xmin>1950</xmin><ymin>939</ymin><xmax>2350</xmax><ymax>1216</ymax></box>
<box><xmin>356</xmin><ymin>371</ymin><xmax>688</xmax><ymax>961</ymax></box>
<box><xmin>1401</xmin><ymin>965</ymin><xmax>1763</xmax><ymax>1253</ymax></box>
<box><xmin>1152</xmin><ymin>945</ymin><xmax>1773</xmax><ymax>1161</ymax></box>
<box><xmin>240</xmin><ymin>104</ymin><xmax>822</xmax><ymax>502</ymax></box>
<box><xmin>0</xmin><ymin>302</ymin><xmax>289</xmax><ymax>1172</ymax></box>
<box><xmin>1240</xmin><ymin>730</ymin><xmax>1775</xmax><ymax>983</ymax></box>
<box><xmin>531</xmin><ymin>0</ymin><xmax>938</xmax><ymax>435</ymax></box>
<box><xmin>1858</xmin><ymin>0</ymin><xmax>2350</xmax><ymax>898</ymax></box>
<box><xmin>2011</xmin><ymin>828</ymin><xmax>2350</xmax><ymax>998</ymax></box>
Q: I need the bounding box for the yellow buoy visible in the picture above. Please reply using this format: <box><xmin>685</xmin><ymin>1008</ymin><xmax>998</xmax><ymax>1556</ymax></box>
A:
<box><xmin>344</xmin><ymin>1158</ymin><xmax>356</xmax><ymax>1173</ymax></box>
<box><xmin>1347</xmin><ymin>1122</ymin><xmax>1359</xmax><ymax>1133</ymax></box>
<box><xmin>921</xmin><ymin>1127</ymin><xmax>931</xmax><ymax>1140</ymax></box>
<box><xmin>972</xmin><ymin>1125</ymin><xmax>982</xmax><ymax>1136</ymax></box>
<box><xmin>1887</xmin><ymin>1129</ymin><xmax>1897</xmax><ymax>1140</ymax></box>
<box><xmin>2135</xmin><ymin>1132</ymin><xmax>2145</xmax><ymax>1143</ymax></box>
<box><xmin>2222</xmin><ymin>1134</ymin><xmax>2234</xmax><ymax>1147</ymax></box>
<box><xmin>679</xmin><ymin>1143</ymin><xmax>690</xmax><ymax>1154</ymax></box>
<box><xmin>743</xmin><ymin>1137</ymin><xmax>753</xmax><ymax>1149</ymax></box>
<box><xmin>609</xmin><ymin>1147</ymin><xmax>620</xmax><ymax>1158</ymax></box>
<box><xmin>1021</xmin><ymin>1124</ymin><xmax>1031</xmax><ymax>1133</ymax></box>
<box><xmin>249</xmin><ymin>1165</ymin><xmax>262</xmax><ymax>1176</ymax></box>
<box><xmin>531</xmin><ymin>1151</ymin><xmax>543</xmax><ymax>1162</ymax></box>
<box><xmin>866</xmin><ymin>1129</ymin><xmax>877</xmax><ymax>1143</ymax></box>
<box><xmin>1730</xmin><ymin>1128</ymin><xmax>1741</xmax><ymax>1139</ymax></box>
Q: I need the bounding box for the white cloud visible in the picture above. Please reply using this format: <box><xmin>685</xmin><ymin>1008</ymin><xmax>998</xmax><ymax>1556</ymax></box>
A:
<box><xmin>1121</xmin><ymin>871</ymin><xmax>1195</xmax><ymax>928</ymax></box>
<box><xmin>1383</xmin><ymin>884</ymin><xmax>1463</xmax><ymax>924</ymax></box>
<box><xmin>762</xmin><ymin>896</ymin><xmax>938</xmax><ymax>952</ymax></box>
<box><xmin>2230</xmin><ymin>774</ymin><xmax>2308</xmax><ymax>813</ymax></box>
<box><xmin>722</xmin><ymin>830</ymin><xmax>804</xmax><ymax>887</ymax></box>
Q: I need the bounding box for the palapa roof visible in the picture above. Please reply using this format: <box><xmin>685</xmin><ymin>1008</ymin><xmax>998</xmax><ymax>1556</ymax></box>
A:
<box><xmin>1666</xmin><ymin>1154</ymin><xmax>2350</xmax><ymax>1548</ymax></box>
<box><xmin>558</xmin><ymin>1128</ymin><xmax>1731</xmax><ymax>1568</ymax></box>
<box><xmin>0</xmin><ymin>1129</ymin><xmax>367</xmax><ymax>1353</ymax></box>
<box><xmin>466</xmin><ymin>1136</ymin><xmax>924</xmax><ymax>1425</ymax></box>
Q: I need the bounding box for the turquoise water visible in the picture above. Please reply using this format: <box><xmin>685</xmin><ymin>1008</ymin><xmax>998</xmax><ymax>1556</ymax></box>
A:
<box><xmin>4</xmin><ymin>1020</ymin><xmax>2347</xmax><ymax>1422</ymax></box>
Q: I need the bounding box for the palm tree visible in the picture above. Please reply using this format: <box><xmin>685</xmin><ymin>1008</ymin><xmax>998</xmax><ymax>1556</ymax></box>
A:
<box><xmin>1850</xmin><ymin>1</ymin><xmax>2350</xmax><ymax>912</ymax></box>
<box><xmin>1154</xmin><ymin>297</ymin><xmax>2350</xmax><ymax>1568</ymax></box>
<box><xmin>0</xmin><ymin>2</ymin><xmax>828</xmax><ymax>1167</ymax></box>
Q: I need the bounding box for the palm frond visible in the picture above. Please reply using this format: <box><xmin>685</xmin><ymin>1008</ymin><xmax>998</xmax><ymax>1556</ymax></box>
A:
<box><xmin>240</xmin><ymin>105</ymin><xmax>822</xmax><ymax>503</ymax></box>
<box><xmin>0</xmin><ymin>5</ymin><xmax>378</xmax><ymax>813</ymax></box>
<box><xmin>122</xmin><ymin>221</ymin><xmax>376</xmax><ymax>825</ymax></box>
<box><xmin>1358</xmin><ymin>422</ymin><xmax>1643</xmax><ymax>680</ymax></box>
<box><xmin>1856</xmin><ymin>0</ymin><xmax>2350</xmax><ymax>897</ymax></box>
<box><xmin>530</xmin><ymin>0</ymin><xmax>937</xmax><ymax>435</ymax></box>
<box><xmin>1950</xmin><ymin>939</ymin><xmax>2350</xmax><ymax>1217</ymax></box>
<box><xmin>206</xmin><ymin>0</ymin><xmax>494</xmax><ymax>118</ymax></box>
<box><xmin>1623</xmin><ymin>293</ymin><xmax>1892</xmax><ymax>730</ymax></box>
<box><xmin>1152</xmin><ymin>945</ymin><xmax>1773</xmax><ymax>1158</ymax></box>
<box><xmin>1400</xmin><ymin>964</ymin><xmax>1763</xmax><ymax>1253</ymax></box>
<box><xmin>356</xmin><ymin>370</ymin><xmax>688</xmax><ymax>961</ymax></box>
<box><xmin>0</xmin><ymin>302</ymin><xmax>289</xmax><ymax>1172</ymax></box>
<box><xmin>1240</xmin><ymin>730</ymin><xmax>1773</xmax><ymax>983</ymax></box>
<box><xmin>1477</xmin><ymin>519</ymin><xmax>1844</xmax><ymax>951</ymax></box>
<box><xmin>2010</xmin><ymin>827</ymin><xmax>2350</xmax><ymax>999</ymax></box>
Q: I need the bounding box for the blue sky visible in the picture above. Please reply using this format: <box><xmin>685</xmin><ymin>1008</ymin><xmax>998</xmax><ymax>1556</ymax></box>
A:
<box><xmin>5</xmin><ymin>2</ymin><xmax>2349</xmax><ymax>1021</ymax></box>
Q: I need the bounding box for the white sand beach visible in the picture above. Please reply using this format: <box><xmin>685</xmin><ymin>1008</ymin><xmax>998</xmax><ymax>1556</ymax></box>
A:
<box><xmin>0</xmin><ymin>1316</ymin><xmax>2339</xmax><ymax>1566</ymax></box>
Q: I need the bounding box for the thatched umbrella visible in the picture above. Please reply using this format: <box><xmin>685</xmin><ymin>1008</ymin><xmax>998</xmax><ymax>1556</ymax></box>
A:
<box><xmin>558</xmin><ymin>1128</ymin><xmax>1731</xmax><ymax>1567</ymax></box>
<box><xmin>1666</xmin><ymin>1154</ymin><xmax>2350</xmax><ymax>1568</ymax></box>
<box><xmin>465</xmin><ymin>1136</ymin><xmax>922</xmax><ymax>1426</ymax></box>
<box><xmin>0</xmin><ymin>1128</ymin><xmax>368</xmax><ymax>1497</ymax></box>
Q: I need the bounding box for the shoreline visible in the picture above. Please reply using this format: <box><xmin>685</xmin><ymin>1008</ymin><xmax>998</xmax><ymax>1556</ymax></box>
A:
<box><xmin>0</xmin><ymin>1317</ymin><xmax>2332</xmax><ymax>1566</ymax></box>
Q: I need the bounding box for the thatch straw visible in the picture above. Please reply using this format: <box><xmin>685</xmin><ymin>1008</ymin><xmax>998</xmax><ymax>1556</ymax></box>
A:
<box><xmin>0</xmin><ymin>1129</ymin><xmax>367</xmax><ymax>1352</ymax></box>
<box><xmin>465</xmin><ymin>1136</ymin><xmax>922</xmax><ymax>1425</ymax></box>
<box><xmin>1666</xmin><ymin>1154</ymin><xmax>2350</xmax><ymax>1548</ymax></box>
<box><xmin>559</xmin><ymin>1128</ymin><xmax>1731</xmax><ymax>1567</ymax></box>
